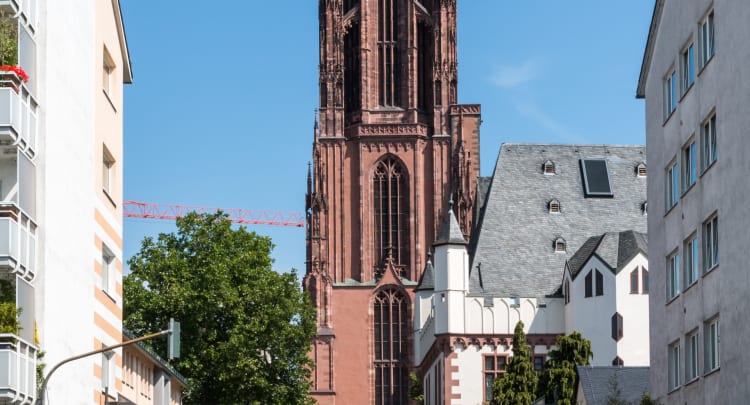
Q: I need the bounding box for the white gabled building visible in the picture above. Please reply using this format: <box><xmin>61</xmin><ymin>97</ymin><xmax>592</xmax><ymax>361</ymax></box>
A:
<box><xmin>414</xmin><ymin>144</ymin><xmax>650</xmax><ymax>405</ymax></box>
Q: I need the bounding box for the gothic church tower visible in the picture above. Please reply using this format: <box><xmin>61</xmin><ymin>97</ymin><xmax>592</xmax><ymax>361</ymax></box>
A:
<box><xmin>304</xmin><ymin>1</ymin><xmax>480</xmax><ymax>403</ymax></box>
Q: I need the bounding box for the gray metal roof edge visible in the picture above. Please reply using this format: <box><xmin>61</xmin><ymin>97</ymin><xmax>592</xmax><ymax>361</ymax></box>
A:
<box><xmin>637</xmin><ymin>0</ymin><xmax>665</xmax><ymax>98</ymax></box>
<box><xmin>499</xmin><ymin>142</ymin><xmax>647</xmax><ymax>148</ymax></box>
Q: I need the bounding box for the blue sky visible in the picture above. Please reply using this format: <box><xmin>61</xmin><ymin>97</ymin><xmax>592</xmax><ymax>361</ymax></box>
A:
<box><xmin>120</xmin><ymin>2</ymin><xmax>654</xmax><ymax>274</ymax></box>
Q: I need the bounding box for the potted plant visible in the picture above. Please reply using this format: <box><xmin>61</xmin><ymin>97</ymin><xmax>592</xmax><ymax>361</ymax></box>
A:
<box><xmin>0</xmin><ymin>279</ymin><xmax>20</xmax><ymax>337</ymax></box>
<box><xmin>0</xmin><ymin>12</ymin><xmax>28</xmax><ymax>86</ymax></box>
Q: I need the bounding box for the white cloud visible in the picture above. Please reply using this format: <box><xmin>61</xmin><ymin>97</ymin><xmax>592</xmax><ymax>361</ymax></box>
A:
<box><xmin>514</xmin><ymin>100</ymin><xmax>587</xmax><ymax>144</ymax></box>
<box><xmin>490</xmin><ymin>60</ymin><xmax>538</xmax><ymax>88</ymax></box>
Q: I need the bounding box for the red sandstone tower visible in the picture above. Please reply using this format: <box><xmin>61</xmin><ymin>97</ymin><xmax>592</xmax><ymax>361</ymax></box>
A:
<box><xmin>304</xmin><ymin>0</ymin><xmax>479</xmax><ymax>403</ymax></box>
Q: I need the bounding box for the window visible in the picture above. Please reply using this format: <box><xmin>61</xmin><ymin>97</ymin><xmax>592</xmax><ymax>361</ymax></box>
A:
<box><xmin>611</xmin><ymin>312</ymin><xmax>623</xmax><ymax>341</ymax></box>
<box><xmin>580</xmin><ymin>159</ymin><xmax>613</xmax><ymax>197</ymax></box>
<box><xmin>548</xmin><ymin>199</ymin><xmax>560</xmax><ymax>214</ymax></box>
<box><xmin>701</xmin><ymin>114</ymin><xmax>717</xmax><ymax>171</ymax></box>
<box><xmin>703</xmin><ymin>215</ymin><xmax>718</xmax><ymax>272</ymax></box>
<box><xmin>681</xmin><ymin>43</ymin><xmax>695</xmax><ymax>93</ymax></box>
<box><xmin>668</xmin><ymin>341</ymin><xmax>681</xmax><ymax>391</ymax></box>
<box><xmin>102</xmin><ymin>245</ymin><xmax>116</xmax><ymax>295</ymax></box>
<box><xmin>641</xmin><ymin>201</ymin><xmax>648</xmax><ymax>215</ymax></box>
<box><xmin>373</xmin><ymin>157</ymin><xmax>410</xmax><ymax>269</ymax></box>
<box><xmin>684</xmin><ymin>235</ymin><xmax>699</xmax><ymax>287</ymax></box>
<box><xmin>686</xmin><ymin>330</ymin><xmax>699</xmax><ymax>382</ymax></box>
<box><xmin>378</xmin><ymin>0</ymin><xmax>399</xmax><ymax>106</ymax></box>
<box><xmin>630</xmin><ymin>269</ymin><xmax>639</xmax><ymax>294</ymax></box>
<box><xmin>510</xmin><ymin>296</ymin><xmax>520</xmax><ymax>308</ymax></box>
<box><xmin>701</xmin><ymin>10</ymin><xmax>715</xmax><ymax>66</ymax></box>
<box><xmin>663</xmin><ymin>70</ymin><xmax>677</xmax><ymax>120</ymax></box>
<box><xmin>642</xmin><ymin>267</ymin><xmax>649</xmax><ymax>294</ymax></box>
<box><xmin>584</xmin><ymin>271</ymin><xmax>593</xmax><ymax>298</ymax></box>
<box><xmin>667</xmin><ymin>252</ymin><xmax>680</xmax><ymax>301</ymax></box>
<box><xmin>103</xmin><ymin>47</ymin><xmax>115</xmax><ymax>97</ymax></box>
<box><xmin>595</xmin><ymin>269</ymin><xmax>603</xmax><ymax>296</ymax></box>
<box><xmin>533</xmin><ymin>356</ymin><xmax>545</xmax><ymax>371</ymax></box>
<box><xmin>543</xmin><ymin>160</ymin><xmax>555</xmax><ymax>175</ymax></box>
<box><xmin>612</xmin><ymin>356</ymin><xmax>624</xmax><ymax>366</ymax></box>
<box><xmin>704</xmin><ymin>318</ymin><xmax>720</xmax><ymax>373</ymax></box>
<box><xmin>636</xmin><ymin>162</ymin><xmax>647</xmax><ymax>177</ymax></box>
<box><xmin>666</xmin><ymin>161</ymin><xmax>679</xmax><ymax>210</ymax></box>
<box><xmin>554</xmin><ymin>238</ymin><xmax>566</xmax><ymax>253</ymax></box>
<box><xmin>484</xmin><ymin>355</ymin><xmax>507</xmax><ymax>402</ymax></box>
<box><xmin>564</xmin><ymin>279</ymin><xmax>570</xmax><ymax>305</ymax></box>
<box><xmin>374</xmin><ymin>287</ymin><xmax>409</xmax><ymax>405</ymax></box>
<box><xmin>103</xmin><ymin>146</ymin><xmax>115</xmax><ymax>197</ymax></box>
<box><xmin>102</xmin><ymin>348</ymin><xmax>115</xmax><ymax>393</ymax></box>
<box><xmin>682</xmin><ymin>141</ymin><xmax>696</xmax><ymax>191</ymax></box>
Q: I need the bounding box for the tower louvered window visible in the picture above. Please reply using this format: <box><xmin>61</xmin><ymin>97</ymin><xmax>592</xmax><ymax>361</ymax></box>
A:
<box><xmin>374</xmin><ymin>287</ymin><xmax>409</xmax><ymax>405</ymax></box>
<box><xmin>344</xmin><ymin>21</ymin><xmax>361</xmax><ymax>121</ymax></box>
<box><xmin>374</xmin><ymin>158</ymin><xmax>410</xmax><ymax>268</ymax></box>
<box><xmin>378</xmin><ymin>0</ymin><xmax>399</xmax><ymax>106</ymax></box>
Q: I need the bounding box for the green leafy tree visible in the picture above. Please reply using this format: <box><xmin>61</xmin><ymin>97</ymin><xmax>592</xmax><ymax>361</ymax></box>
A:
<box><xmin>0</xmin><ymin>279</ymin><xmax>20</xmax><ymax>335</ymax></box>
<box><xmin>640</xmin><ymin>392</ymin><xmax>660</xmax><ymax>405</ymax></box>
<box><xmin>492</xmin><ymin>321</ymin><xmax>538</xmax><ymax>405</ymax></box>
<box><xmin>409</xmin><ymin>371</ymin><xmax>424</xmax><ymax>405</ymax></box>
<box><xmin>124</xmin><ymin>212</ymin><xmax>316</xmax><ymax>405</ymax></box>
<box><xmin>0</xmin><ymin>13</ymin><xmax>18</xmax><ymax>66</ymax></box>
<box><xmin>538</xmin><ymin>331</ymin><xmax>592</xmax><ymax>405</ymax></box>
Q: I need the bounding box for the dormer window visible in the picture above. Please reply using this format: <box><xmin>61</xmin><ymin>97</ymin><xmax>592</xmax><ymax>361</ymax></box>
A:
<box><xmin>554</xmin><ymin>237</ymin><xmax>566</xmax><ymax>253</ymax></box>
<box><xmin>641</xmin><ymin>201</ymin><xmax>648</xmax><ymax>215</ymax></box>
<box><xmin>510</xmin><ymin>296</ymin><xmax>520</xmax><ymax>308</ymax></box>
<box><xmin>636</xmin><ymin>162</ymin><xmax>647</xmax><ymax>177</ymax></box>
<box><xmin>542</xmin><ymin>160</ymin><xmax>555</xmax><ymax>175</ymax></box>
<box><xmin>548</xmin><ymin>199</ymin><xmax>561</xmax><ymax>214</ymax></box>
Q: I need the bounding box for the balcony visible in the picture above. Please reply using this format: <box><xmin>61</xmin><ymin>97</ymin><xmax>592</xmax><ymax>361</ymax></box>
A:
<box><xmin>0</xmin><ymin>73</ymin><xmax>37</xmax><ymax>158</ymax></box>
<box><xmin>0</xmin><ymin>334</ymin><xmax>37</xmax><ymax>405</ymax></box>
<box><xmin>0</xmin><ymin>204</ymin><xmax>35</xmax><ymax>282</ymax></box>
<box><xmin>0</xmin><ymin>0</ymin><xmax>36</xmax><ymax>33</ymax></box>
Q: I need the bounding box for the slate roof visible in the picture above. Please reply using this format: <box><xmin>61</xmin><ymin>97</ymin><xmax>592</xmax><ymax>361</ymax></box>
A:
<box><xmin>415</xmin><ymin>257</ymin><xmax>435</xmax><ymax>291</ymax></box>
<box><xmin>576</xmin><ymin>366</ymin><xmax>650</xmax><ymax>405</ymax></box>
<box><xmin>435</xmin><ymin>207</ymin><xmax>468</xmax><ymax>246</ymax></box>
<box><xmin>469</xmin><ymin>144</ymin><xmax>647</xmax><ymax>297</ymax></box>
<box><xmin>567</xmin><ymin>231</ymin><xmax>648</xmax><ymax>279</ymax></box>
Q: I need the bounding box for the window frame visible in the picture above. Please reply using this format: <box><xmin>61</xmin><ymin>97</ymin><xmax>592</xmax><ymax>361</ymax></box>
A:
<box><xmin>668</xmin><ymin>340</ymin><xmax>681</xmax><ymax>391</ymax></box>
<box><xmin>667</xmin><ymin>251</ymin><xmax>680</xmax><ymax>302</ymax></box>
<box><xmin>103</xmin><ymin>145</ymin><xmax>115</xmax><ymax>199</ymax></box>
<box><xmin>630</xmin><ymin>268</ymin><xmax>639</xmax><ymax>294</ymax></box>
<box><xmin>701</xmin><ymin>113</ymin><xmax>717</xmax><ymax>173</ymax></box>
<box><xmin>703</xmin><ymin>214</ymin><xmax>719</xmax><ymax>273</ymax></box>
<box><xmin>682</xmin><ymin>140</ymin><xmax>697</xmax><ymax>193</ymax></box>
<box><xmin>102</xmin><ymin>244</ymin><xmax>116</xmax><ymax>297</ymax></box>
<box><xmin>665</xmin><ymin>161</ymin><xmax>679</xmax><ymax>211</ymax></box>
<box><xmin>103</xmin><ymin>47</ymin><xmax>116</xmax><ymax>98</ymax></box>
<box><xmin>686</xmin><ymin>330</ymin><xmax>699</xmax><ymax>383</ymax></box>
<box><xmin>704</xmin><ymin>317</ymin><xmax>720</xmax><ymax>374</ymax></box>
<box><xmin>484</xmin><ymin>354</ymin><xmax>508</xmax><ymax>403</ymax></box>
<box><xmin>680</xmin><ymin>42</ymin><xmax>695</xmax><ymax>95</ymax></box>
<box><xmin>700</xmin><ymin>9</ymin><xmax>715</xmax><ymax>68</ymax></box>
<box><xmin>584</xmin><ymin>271</ymin><xmax>593</xmax><ymax>298</ymax></box>
<box><xmin>663</xmin><ymin>69</ymin><xmax>677</xmax><ymax>121</ymax></box>
<box><xmin>595</xmin><ymin>269</ymin><xmax>603</xmax><ymax>297</ymax></box>
<box><xmin>642</xmin><ymin>267</ymin><xmax>649</xmax><ymax>294</ymax></box>
<box><xmin>611</xmin><ymin>312</ymin><xmax>623</xmax><ymax>341</ymax></box>
<box><xmin>684</xmin><ymin>234</ymin><xmax>699</xmax><ymax>288</ymax></box>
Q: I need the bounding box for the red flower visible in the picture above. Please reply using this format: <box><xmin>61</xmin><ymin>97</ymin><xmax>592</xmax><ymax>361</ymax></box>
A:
<box><xmin>0</xmin><ymin>65</ymin><xmax>29</xmax><ymax>83</ymax></box>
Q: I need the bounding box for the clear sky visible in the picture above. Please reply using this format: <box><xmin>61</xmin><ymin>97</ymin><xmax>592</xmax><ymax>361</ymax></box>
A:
<box><xmin>120</xmin><ymin>1</ymin><xmax>655</xmax><ymax>275</ymax></box>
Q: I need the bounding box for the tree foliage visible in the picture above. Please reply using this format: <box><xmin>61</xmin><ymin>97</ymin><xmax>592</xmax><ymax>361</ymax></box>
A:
<box><xmin>492</xmin><ymin>321</ymin><xmax>538</xmax><ymax>405</ymax></box>
<box><xmin>124</xmin><ymin>212</ymin><xmax>316</xmax><ymax>404</ymax></box>
<box><xmin>538</xmin><ymin>331</ymin><xmax>592</xmax><ymax>405</ymax></box>
<box><xmin>640</xmin><ymin>392</ymin><xmax>660</xmax><ymax>405</ymax></box>
<box><xmin>605</xmin><ymin>373</ymin><xmax>629</xmax><ymax>405</ymax></box>
<box><xmin>409</xmin><ymin>371</ymin><xmax>424</xmax><ymax>405</ymax></box>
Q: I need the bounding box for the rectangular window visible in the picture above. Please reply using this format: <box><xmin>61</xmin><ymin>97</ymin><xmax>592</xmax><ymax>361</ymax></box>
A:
<box><xmin>630</xmin><ymin>269</ymin><xmax>639</xmax><ymax>294</ymax></box>
<box><xmin>682</xmin><ymin>141</ymin><xmax>696</xmax><ymax>191</ymax></box>
<box><xmin>102</xmin><ymin>349</ymin><xmax>115</xmax><ymax>393</ymax></box>
<box><xmin>102</xmin><ymin>245</ymin><xmax>115</xmax><ymax>295</ymax></box>
<box><xmin>668</xmin><ymin>341</ymin><xmax>681</xmax><ymax>391</ymax></box>
<box><xmin>584</xmin><ymin>271</ymin><xmax>593</xmax><ymax>298</ymax></box>
<box><xmin>681</xmin><ymin>43</ymin><xmax>695</xmax><ymax>93</ymax></box>
<box><xmin>686</xmin><ymin>331</ymin><xmax>699</xmax><ymax>382</ymax></box>
<box><xmin>580</xmin><ymin>159</ymin><xmax>613</xmax><ymax>197</ymax></box>
<box><xmin>642</xmin><ymin>267</ymin><xmax>649</xmax><ymax>294</ymax></box>
<box><xmin>533</xmin><ymin>356</ymin><xmax>545</xmax><ymax>371</ymax></box>
<box><xmin>663</xmin><ymin>70</ymin><xmax>677</xmax><ymax>120</ymax></box>
<box><xmin>484</xmin><ymin>355</ymin><xmax>507</xmax><ymax>402</ymax></box>
<box><xmin>103</xmin><ymin>47</ymin><xmax>116</xmax><ymax>97</ymax></box>
<box><xmin>103</xmin><ymin>146</ymin><xmax>115</xmax><ymax>197</ymax></box>
<box><xmin>703</xmin><ymin>215</ymin><xmax>719</xmax><ymax>272</ymax></box>
<box><xmin>667</xmin><ymin>252</ymin><xmax>680</xmax><ymax>301</ymax></box>
<box><xmin>704</xmin><ymin>318</ymin><xmax>720</xmax><ymax>373</ymax></box>
<box><xmin>595</xmin><ymin>270</ymin><xmax>603</xmax><ymax>296</ymax></box>
<box><xmin>701</xmin><ymin>114</ymin><xmax>717</xmax><ymax>171</ymax></box>
<box><xmin>666</xmin><ymin>161</ymin><xmax>679</xmax><ymax>210</ymax></box>
<box><xmin>701</xmin><ymin>10</ymin><xmax>715</xmax><ymax>66</ymax></box>
<box><xmin>684</xmin><ymin>235</ymin><xmax>699</xmax><ymax>287</ymax></box>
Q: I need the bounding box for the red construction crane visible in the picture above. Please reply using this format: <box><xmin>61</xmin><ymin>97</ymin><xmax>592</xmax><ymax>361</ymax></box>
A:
<box><xmin>123</xmin><ymin>200</ymin><xmax>305</xmax><ymax>228</ymax></box>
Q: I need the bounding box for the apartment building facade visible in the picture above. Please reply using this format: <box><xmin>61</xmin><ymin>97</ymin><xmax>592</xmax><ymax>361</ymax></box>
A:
<box><xmin>637</xmin><ymin>0</ymin><xmax>750</xmax><ymax>402</ymax></box>
<box><xmin>0</xmin><ymin>0</ymin><xmax>133</xmax><ymax>403</ymax></box>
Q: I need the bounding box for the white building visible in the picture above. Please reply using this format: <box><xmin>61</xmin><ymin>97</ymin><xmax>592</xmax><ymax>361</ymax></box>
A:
<box><xmin>636</xmin><ymin>0</ymin><xmax>750</xmax><ymax>403</ymax></box>
<box><xmin>0</xmin><ymin>0</ymin><xmax>137</xmax><ymax>403</ymax></box>
<box><xmin>414</xmin><ymin>144</ymin><xmax>649</xmax><ymax>404</ymax></box>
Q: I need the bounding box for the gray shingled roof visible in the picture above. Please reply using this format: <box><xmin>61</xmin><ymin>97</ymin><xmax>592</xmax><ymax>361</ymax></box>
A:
<box><xmin>567</xmin><ymin>231</ymin><xmax>648</xmax><ymax>279</ymax></box>
<box><xmin>415</xmin><ymin>257</ymin><xmax>435</xmax><ymax>291</ymax></box>
<box><xmin>576</xmin><ymin>366</ymin><xmax>650</xmax><ymax>405</ymax></box>
<box><xmin>434</xmin><ymin>207</ymin><xmax>468</xmax><ymax>246</ymax></box>
<box><xmin>470</xmin><ymin>144</ymin><xmax>647</xmax><ymax>296</ymax></box>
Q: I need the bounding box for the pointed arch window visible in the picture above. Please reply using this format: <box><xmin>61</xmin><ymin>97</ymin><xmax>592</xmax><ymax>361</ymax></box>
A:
<box><xmin>344</xmin><ymin>21</ymin><xmax>361</xmax><ymax>122</ymax></box>
<box><xmin>374</xmin><ymin>157</ymin><xmax>410</xmax><ymax>269</ymax></box>
<box><xmin>374</xmin><ymin>287</ymin><xmax>409</xmax><ymax>405</ymax></box>
<box><xmin>378</xmin><ymin>0</ymin><xmax>400</xmax><ymax>106</ymax></box>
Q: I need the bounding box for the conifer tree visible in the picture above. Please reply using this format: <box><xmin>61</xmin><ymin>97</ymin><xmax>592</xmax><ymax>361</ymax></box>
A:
<box><xmin>538</xmin><ymin>331</ymin><xmax>593</xmax><ymax>405</ymax></box>
<box><xmin>492</xmin><ymin>321</ymin><xmax>538</xmax><ymax>405</ymax></box>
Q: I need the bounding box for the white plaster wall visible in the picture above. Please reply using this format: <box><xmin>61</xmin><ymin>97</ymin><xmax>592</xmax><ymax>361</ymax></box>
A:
<box><xmin>36</xmin><ymin>0</ymin><xmax>98</xmax><ymax>401</ymax></box>
<box><xmin>614</xmin><ymin>255</ymin><xmax>650</xmax><ymax>366</ymax></box>
<box><xmin>415</xmin><ymin>293</ymin><xmax>436</xmax><ymax>366</ymax></box>
<box><xmin>463</xmin><ymin>297</ymin><xmax>564</xmax><ymax>335</ymax></box>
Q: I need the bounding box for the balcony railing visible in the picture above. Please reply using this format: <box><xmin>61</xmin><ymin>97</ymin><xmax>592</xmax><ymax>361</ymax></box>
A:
<box><xmin>0</xmin><ymin>334</ymin><xmax>37</xmax><ymax>405</ymax></box>
<box><xmin>0</xmin><ymin>73</ymin><xmax>37</xmax><ymax>158</ymax></box>
<box><xmin>0</xmin><ymin>204</ymin><xmax>36</xmax><ymax>281</ymax></box>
